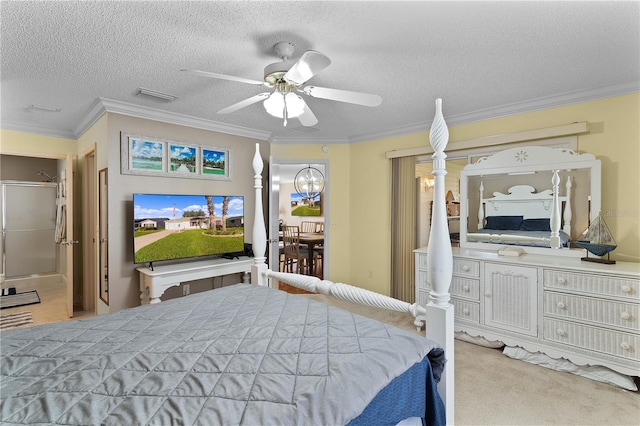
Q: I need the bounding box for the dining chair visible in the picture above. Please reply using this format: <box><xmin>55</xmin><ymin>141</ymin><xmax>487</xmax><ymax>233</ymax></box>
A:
<box><xmin>300</xmin><ymin>221</ymin><xmax>320</xmax><ymax>233</ymax></box>
<box><xmin>282</xmin><ymin>225</ymin><xmax>314</xmax><ymax>275</ymax></box>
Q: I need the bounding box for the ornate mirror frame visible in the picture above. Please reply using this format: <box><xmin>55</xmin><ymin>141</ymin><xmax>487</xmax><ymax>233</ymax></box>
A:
<box><xmin>459</xmin><ymin>146</ymin><xmax>602</xmax><ymax>257</ymax></box>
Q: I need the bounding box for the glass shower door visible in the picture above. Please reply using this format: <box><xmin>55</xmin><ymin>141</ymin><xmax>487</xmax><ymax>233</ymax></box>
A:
<box><xmin>2</xmin><ymin>182</ymin><xmax>58</xmax><ymax>278</ymax></box>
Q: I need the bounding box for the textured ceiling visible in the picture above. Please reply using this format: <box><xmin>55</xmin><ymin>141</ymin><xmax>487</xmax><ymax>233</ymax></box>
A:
<box><xmin>1</xmin><ymin>1</ymin><xmax>639</xmax><ymax>143</ymax></box>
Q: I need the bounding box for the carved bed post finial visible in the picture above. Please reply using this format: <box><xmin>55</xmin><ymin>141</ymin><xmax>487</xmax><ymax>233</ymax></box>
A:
<box><xmin>427</xmin><ymin>98</ymin><xmax>453</xmax><ymax>306</ymax></box>
<box><xmin>251</xmin><ymin>143</ymin><xmax>268</xmax><ymax>286</ymax></box>
<box><xmin>550</xmin><ymin>170</ymin><xmax>561</xmax><ymax>249</ymax></box>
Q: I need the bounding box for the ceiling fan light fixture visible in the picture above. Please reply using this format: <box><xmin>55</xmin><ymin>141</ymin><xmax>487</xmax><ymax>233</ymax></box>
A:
<box><xmin>263</xmin><ymin>92</ymin><xmax>305</xmax><ymax>119</ymax></box>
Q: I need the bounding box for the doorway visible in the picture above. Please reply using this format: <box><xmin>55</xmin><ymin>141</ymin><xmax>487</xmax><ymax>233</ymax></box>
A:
<box><xmin>269</xmin><ymin>160</ymin><xmax>329</xmax><ymax>285</ymax></box>
<box><xmin>0</xmin><ymin>153</ymin><xmax>76</xmax><ymax>318</ymax></box>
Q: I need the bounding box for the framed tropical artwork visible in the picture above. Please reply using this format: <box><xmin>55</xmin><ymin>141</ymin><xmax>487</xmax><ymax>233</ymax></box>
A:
<box><xmin>120</xmin><ymin>132</ymin><xmax>231</xmax><ymax>180</ymax></box>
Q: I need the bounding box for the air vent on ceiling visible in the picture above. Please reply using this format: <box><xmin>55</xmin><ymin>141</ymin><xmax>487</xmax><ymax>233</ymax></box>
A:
<box><xmin>135</xmin><ymin>87</ymin><xmax>178</xmax><ymax>103</ymax></box>
<box><xmin>27</xmin><ymin>104</ymin><xmax>61</xmax><ymax>113</ymax></box>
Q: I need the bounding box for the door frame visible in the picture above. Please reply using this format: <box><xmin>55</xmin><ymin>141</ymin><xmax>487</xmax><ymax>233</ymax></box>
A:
<box><xmin>81</xmin><ymin>147</ymin><xmax>97</xmax><ymax>313</ymax></box>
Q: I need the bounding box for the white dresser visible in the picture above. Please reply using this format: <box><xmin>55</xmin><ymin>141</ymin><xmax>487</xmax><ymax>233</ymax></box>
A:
<box><xmin>415</xmin><ymin>247</ymin><xmax>640</xmax><ymax>377</ymax></box>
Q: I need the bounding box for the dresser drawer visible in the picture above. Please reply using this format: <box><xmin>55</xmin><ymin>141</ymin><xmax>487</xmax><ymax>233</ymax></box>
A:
<box><xmin>544</xmin><ymin>292</ymin><xmax>639</xmax><ymax>332</ymax></box>
<box><xmin>452</xmin><ymin>298</ymin><xmax>480</xmax><ymax>323</ymax></box>
<box><xmin>544</xmin><ymin>270</ymin><xmax>639</xmax><ymax>300</ymax></box>
<box><xmin>417</xmin><ymin>253</ymin><xmax>429</xmax><ymax>269</ymax></box>
<box><xmin>543</xmin><ymin>318</ymin><xmax>640</xmax><ymax>362</ymax></box>
<box><xmin>417</xmin><ymin>270</ymin><xmax>430</xmax><ymax>291</ymax></box>
<box><xmin>453</xmin><ymin>258</ymin><xmax>480</xmax><ymax>278</ymax></box>
<box><xmin>451</xmin><ymin>276</ymin><xmax>480</xmax><ymax>301</ymax></box>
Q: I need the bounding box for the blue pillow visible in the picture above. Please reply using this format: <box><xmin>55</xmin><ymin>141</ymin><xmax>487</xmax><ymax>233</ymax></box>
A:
<box><xmin>484</xmin><ymin>216</ymin><xmax>523</xmax><ymax>230</ymax></box>
<box><xmin>519</xmin><ymin>218</ymin><xmax>551</xmax><ymax>231</ymax></box>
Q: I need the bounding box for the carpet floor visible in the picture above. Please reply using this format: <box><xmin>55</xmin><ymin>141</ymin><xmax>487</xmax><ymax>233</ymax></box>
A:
<box><xmin>301</xmin><ymin>293</ymin><xmax>640</xmax><ymax>425</ymax></box>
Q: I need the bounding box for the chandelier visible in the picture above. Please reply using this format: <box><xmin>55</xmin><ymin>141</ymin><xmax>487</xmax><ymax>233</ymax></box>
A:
<box><xmin>294</xmin><ymin>166</ymin><xmax>325</xmax><ymax>201</ymax></box>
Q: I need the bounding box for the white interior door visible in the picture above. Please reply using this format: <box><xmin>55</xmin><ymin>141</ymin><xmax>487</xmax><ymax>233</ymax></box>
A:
<box><xmin>268</xmin><ymin>159</ymin><xmax>281</xmax><ymax>286</ymax></box>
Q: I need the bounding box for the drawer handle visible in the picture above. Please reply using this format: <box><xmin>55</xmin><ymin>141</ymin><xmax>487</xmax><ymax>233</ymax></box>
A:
<box><xmin>556</xmin><ymin>301</ymin><xmax>566</xmax><ymax>309</ymax></box>
<box><xmin>462</xmin><ymin>285</ymin><xmax>470</xmax><ymax>292</ymax></box>
<box><xmin>462</xmin><ymin>265</ymin><xmax>470</xmax><ymax>272</ymax></box>
<box><xmin>556</xmin><ymin>328</ymin><xmax>567</xmax><ymax>337</ymax></box>
<box><xmin>621</xmin><ymin>342</ymin><xmax>631</xmax><ymax>351</ymax></box>
<box><xmin>620</xmin><ymin>311</ymin><xmax>631</xmax><ymax>320</ymax></box>
<box><xmin>462</xmin><ymin>308</ymin><xmax>470</xmax><ymax>315</ymax></box>
<box><xmin>621</xmin><ymin>285</ymin><xmax>632</xmax><ymax>293</ymax></box>
<box><xmin>557</xmin><ymin>277</ymin><xmax>567</xmax><ymax>285</ymax></box>
<box><xmin>485</xmin><ymin>292</ymin><xmax>492</xmax><ymax>298</ymax></box>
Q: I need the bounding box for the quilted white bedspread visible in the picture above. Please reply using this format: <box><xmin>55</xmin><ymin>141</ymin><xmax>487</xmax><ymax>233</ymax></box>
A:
<box><xmin>0</xmin><ymin>284</ymin><xmax>441</xmax><ymax>425</ymax></box>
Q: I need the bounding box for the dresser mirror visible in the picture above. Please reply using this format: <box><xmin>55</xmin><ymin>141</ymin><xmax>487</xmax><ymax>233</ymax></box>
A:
<box><xmin>459</xmin><ymin>146</ymin><xmax>602</xmax><ymax>257</ymax></box>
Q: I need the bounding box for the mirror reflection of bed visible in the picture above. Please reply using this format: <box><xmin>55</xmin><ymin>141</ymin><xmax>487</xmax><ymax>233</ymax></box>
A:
<box><xmin>459</xmin><ymin>146</ymin><xmax>601</xmax><ymax>256</ymax></box>
<box><xmin>465</xmin><ymin>171</ymin><xmax>585</xmax><ymax>249</ymax></box>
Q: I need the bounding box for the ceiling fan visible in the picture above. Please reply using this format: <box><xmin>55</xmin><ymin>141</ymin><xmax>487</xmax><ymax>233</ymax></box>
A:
<box><xmin>182</xmin><ymin>41</ymin><xmax>382</xmax><ymax>127</ymax></box>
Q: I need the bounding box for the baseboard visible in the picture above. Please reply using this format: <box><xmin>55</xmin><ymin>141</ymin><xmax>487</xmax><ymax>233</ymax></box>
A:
<box><xmin>3</xmin><ymin>274</ymin><xmax>62</xmax><ymax>292</ymax></box>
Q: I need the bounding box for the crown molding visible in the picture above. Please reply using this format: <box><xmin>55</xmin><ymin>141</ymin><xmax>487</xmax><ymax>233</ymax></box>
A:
<box><xmin>341</xmin><ymin>81</ymin><xmax>640</xmax><ymax>144</ymax></box>
<box><xmin>3</xmin><ymin>82</ymin><xmax>637</xmax><ymax>144</ymax></box>
<box><xmin>75</xmin><ymin>98</ymin><xmax>272</xmax><ymax>141</ymax></box>
<box><xmin>0</xmin><ymin>120</ymin><xmax>77</xmax><ymax>139</ymax></box>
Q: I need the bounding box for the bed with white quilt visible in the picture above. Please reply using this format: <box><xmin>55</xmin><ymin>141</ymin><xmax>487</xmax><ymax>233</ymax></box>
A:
<box><xmin>0</xmin><ymin>100</ymin><xmax>455</xmax><ymax>426</ymax></box>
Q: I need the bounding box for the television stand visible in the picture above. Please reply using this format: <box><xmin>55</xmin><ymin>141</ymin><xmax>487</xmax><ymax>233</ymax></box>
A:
<box><xmin>138</xmin><ymin>256</ymin><xmax>253</xmax><ymax>304</ymax></box>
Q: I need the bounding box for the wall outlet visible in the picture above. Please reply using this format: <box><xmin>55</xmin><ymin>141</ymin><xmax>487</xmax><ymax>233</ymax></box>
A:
<box><xmin>368</xmin><ymin>270</ymin><xmax>374</xmax><ymax>279</ymax></box>
<box><xmin>183</xmin><ymin>284</ymin><xmax>190</xmax><ymax>296</ymax></box>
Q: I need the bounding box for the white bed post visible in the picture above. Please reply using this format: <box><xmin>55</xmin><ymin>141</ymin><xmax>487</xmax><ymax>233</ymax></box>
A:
<box><xmin>477</xmin><ymin>181</ymin><xmax>485</xmax><ymax>229</ymax></box>
<box><xmin>426</xmin><ymin>98</ymin><xmax>455</xmax><ymax>423</ymax></box>
<box><xmin>563</xmin><ymin>176</ymin><xmax>572</xmax><ymax>236</ymax></box>
<box><xmin>251</xmin><ymin>143</ymin><xmax>269</xmax><ymax>286</ymax></box>
<box><xmin>550</xmin><ymin>170</ymin><xmax>561</xmax><ymax>249</ymax></box>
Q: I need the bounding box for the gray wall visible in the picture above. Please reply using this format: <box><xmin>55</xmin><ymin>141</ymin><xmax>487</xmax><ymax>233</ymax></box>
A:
<box><xmin>1</xmin><ymin>155</ymin><xmax>57</xmax><ymax>182</ymax></box>
<box><xmin>102</xmin><ymin>113</ymin><xmax>269</xmax><ymax>312</ymax></box>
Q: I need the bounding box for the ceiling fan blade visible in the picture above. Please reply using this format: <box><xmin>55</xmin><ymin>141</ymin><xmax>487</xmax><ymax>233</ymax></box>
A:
<box><xmin>283</xmin><ymin>51</ymin><xmax>331</xmax><ymax>86</ymax></box>
<box><xmin>302</xmin><ymin>86</ymin><xmax>382</xmax><ymax>107</ymax></box>
<box><xmin>181</xmin><ymin>69</ymin><xmax>265</xmax><ymax>86</ymax></box>
<box><xmin>296</xmin><ymin>99</ymin><xmax>318</xmax><ymax>127</ymax></box>
<box><xmin>218</xmin><ymin>92</ymin><xmax>270</xmax><ymax>114</ymax></box>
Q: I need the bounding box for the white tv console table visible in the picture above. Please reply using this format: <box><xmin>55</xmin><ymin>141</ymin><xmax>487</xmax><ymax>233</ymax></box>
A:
<box><xmin>138</xmin><ymin>257</ymin><xmax>253</xmax><ymax>304</ymax></box>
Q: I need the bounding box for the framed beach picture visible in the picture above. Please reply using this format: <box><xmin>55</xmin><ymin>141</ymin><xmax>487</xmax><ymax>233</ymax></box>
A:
<box><xmin>122</xmin><ymin>136</ymin><xmax>167</xmax><ymax>175</ymax></box>
<box><xmin>169</xmin><ymin>144</ymin><xmax>197</xmax><ymax>175</ymax></box>
<box><xmin>201</xmin><ymin>148</ymin><xmax>231</xmax><ymax>179</ymax></box>
<box><xmin>121</xmin><ymin>132</ymin><xmax>232</xmax><ymax>180</ymax></box>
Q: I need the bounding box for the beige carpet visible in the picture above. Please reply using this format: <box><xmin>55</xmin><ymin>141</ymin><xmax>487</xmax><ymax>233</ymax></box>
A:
<box><xmin>301</xmin><ymin>293</ymin><xmax>640</xmax><ymax>425</ymax></box>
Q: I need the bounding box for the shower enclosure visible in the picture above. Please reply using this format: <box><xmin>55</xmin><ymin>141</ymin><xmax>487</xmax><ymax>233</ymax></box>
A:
<box><xmin>1</xmin><ymin>181</ymin><xmax>59</xmax><ymax>282</ymax></box>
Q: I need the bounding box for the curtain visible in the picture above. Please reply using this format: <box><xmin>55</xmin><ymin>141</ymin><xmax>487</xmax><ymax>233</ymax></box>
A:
<box><xmin>390</xmin><ymin>156</ymin><xmax>417</xmax><ymax>303</ymax></box>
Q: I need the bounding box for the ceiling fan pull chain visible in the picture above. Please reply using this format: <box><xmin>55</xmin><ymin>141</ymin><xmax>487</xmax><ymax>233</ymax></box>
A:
<box><xmin>283</xmin><ymin>94</ymin><xmax>289</xmax><ymax>126</ymax></box>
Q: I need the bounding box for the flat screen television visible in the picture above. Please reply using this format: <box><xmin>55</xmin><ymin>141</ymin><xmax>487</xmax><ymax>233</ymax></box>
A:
<box><xmin>133</xmin><ymin>193</ymin><xmax>244</xmax><ymax>265</ymax></box>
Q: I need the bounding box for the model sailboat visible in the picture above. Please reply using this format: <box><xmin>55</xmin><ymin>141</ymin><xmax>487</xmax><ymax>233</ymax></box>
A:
<box><xmin>574</xmin><ymin>213</ymin><xmax>616</xmax><ymax>264</ymax></box>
